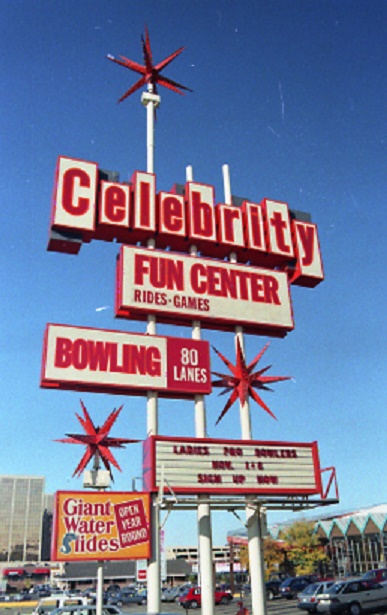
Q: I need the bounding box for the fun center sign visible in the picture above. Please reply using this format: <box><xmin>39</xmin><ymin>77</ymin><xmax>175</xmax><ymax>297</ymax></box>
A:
<box><xmin>115</xmin><ymin>246</ymin><xmax>293</xmax><ymax>336</ymax></box>
<box><xmin>143</xmin><ymin>436</ymin><xmax>322</xmax><ymax>496</ymax></box>
<box><xmin>51</xmin><ymin>491</ymin><xmax>150</xmax><ymax>561</ymax></box>
<box><xmin>41</xmin><ymin>323</ymin><xmax>211</xmax><ymax>397</ymax></box>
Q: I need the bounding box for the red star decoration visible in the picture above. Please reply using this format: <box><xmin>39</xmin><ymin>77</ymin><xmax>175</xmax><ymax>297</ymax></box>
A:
<box><xmin>212</xmin><ymin>339</ymin><xmax>291</xmax><ymax>425</ymax></box>
<box><xmin>55</xmin><ymin>401</ymin><xmax>139</xmax><ymax>479</ymax></box>
<box><xmin>107</xmin><ymin>26</ymin><xmax>192</xmax><ymax>103</ymax></box>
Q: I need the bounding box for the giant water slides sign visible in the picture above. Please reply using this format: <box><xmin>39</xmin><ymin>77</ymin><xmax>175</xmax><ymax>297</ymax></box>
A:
<box><xmin>41</xmin><ymin>323</ymin><xmax>211</xmax><ymax>397</ymax></box>
<box><xmin>143</xmin><ymin>436</ymin><xmax>322</xmax><ymax>496</ymax></box>
<box><xmin>51</xmin><ymin>491</ymin><xmax>150</xmax><ymax>561</ymax></box>
<box><xmin>116</xmin><ymin>246</ymin><xmax>294</xmax><ymax>336</ymax></box>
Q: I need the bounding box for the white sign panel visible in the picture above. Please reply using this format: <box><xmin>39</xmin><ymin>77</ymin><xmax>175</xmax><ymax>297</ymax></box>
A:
<box><xmin>143</xmin><ymin>436</ymin><xmax>322</xmax><ymax>496</ymax></box>
<box><xmin>41</xmin><ymin>323</ymin><xmax>211</xmax><ymax>397</ymax></box>
<box><xmin>116</xmin><ymin>246</ymin><xmax>294</xmax><ymax>337</ymax></box>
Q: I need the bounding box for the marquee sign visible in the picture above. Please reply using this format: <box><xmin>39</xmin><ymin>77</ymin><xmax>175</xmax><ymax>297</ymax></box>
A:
<box><xmin>48</xmin><ymin>156</ymin><xmax>324</xmax><ymax>289</ymax></box>
<box><xmin>41</xmin><ymin>323</ymin><xmax>211</xmax><ymax>397</ymax></box>
<box><xmin>51</xmin><ymin>491</ymin><xmax>150</xmax><ymax>561</ymax></box>
<box><xmin>143</xmin><ymin>436</ymin><xmax>322</xmax><ymax>496</ymax></box>
<box><xmin>115</xmin><ymin>246</ymin><xmax>294</xmax><ymax>336</ymax></box>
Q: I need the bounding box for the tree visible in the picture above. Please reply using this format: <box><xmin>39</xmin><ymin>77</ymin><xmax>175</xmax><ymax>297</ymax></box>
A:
<box><xmin>239</xmin><ymin>544</ymin><xmax>249</xmax><ymax>575</ymax></box>
<box><xmin>263</xmin><ymin>537</ymin><xmax>286</xmax><ymax>579</ymax></box>
<box><xmin>279</xmin><ymin>520</ymin><xmax>329</xmax><ymax>575</ymax></box>
<box><xmin>239</xmin><ymin>538</ymin><xmax>287</xmax><ymax>580</ymax></box>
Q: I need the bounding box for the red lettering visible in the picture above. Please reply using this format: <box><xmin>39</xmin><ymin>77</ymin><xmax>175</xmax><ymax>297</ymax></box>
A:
<box><xmin>270</xmin><ymin>211</ymin><xmax>291</xmax><ymax>253</ymax></box>
<box><xmin>219</xmin><ymin>268</ymin><xmax>237</xmax><ymax>299</ymax></box>
<box><xmin>55</xmin><ymin>337</ymin><xmax>72</xmax><ymax>368</ymax></box>
<box><xmin>190</xmin><ymin>263</ymin><xmax>207</xmax><ymax>294</ymax></box>
<box><xmin>263</xmin><ymin>276</ymin><xmax>281</xmax><ymax>305</ymax></box>
<box><xmin>160</xmin><ymin>194</ymin><xmax>185</xmax><ymax>233</ymax></box>
<box><xmin>139</xmin><ymin>181</ymin><xmax>151</xmax><ymax>227</ymax></box>
<box><xmin>87</xmin><ymin>341</ymin><xmax>110</xmax><ymax>371</ymax></box>
<box><xmin>103</xmin><ymin>184</ymin><xmax>128</xmax><ymax>223</ymax></box>
<box><xmin>188</xmin><ymin>184</ymin><xmax>216</xmax><ymax>239</ymax></box>
<box><xmin>219</xmin><ymin>205</ymin><xmax>243</xmax><ymax>244</ymax></box>
<box><xmin>134</xmin><ymin>254</ymin><xmax>184</xmax><ymax>290</ymax></box>
<box><xmin>191</xmin><ymin>191</ymin><xmax>213</xmax><ymax>236</ymax></box>
<box><xmin>235</xmin><ymin>270</ymin><xmax>250</xmax><ymax>300</ymax></box>
<box><xmin>147</xmin><ymin>347</ymin><xmax>161</xmax><ymax>376</ymax></box>
<box><xmin>134</xmin><ymin>254</ymin><xmax>150</xmax><ymax>285</ymax></box>
<box><xmin>108</xmin><ymin>344</ymin><xmax>121</xmax><ymax>372</ymax></box>
<box><xmin>297</xmin><ymin>223</ymin><xmax>315</xmax><ymax>266</ymax></box>
<box><xmin>132</xmin><ymin>171</ymin><xmax>155</xmax><ymax>231</ymax></box>
<box><xmin>207</xmin><ymin>266</ymin><xmax>223</xmax><ymax>297</ymax></box>
<box><xmin>131</xmin><ymin>346</ymin><xmax>146</xmax><ymax>374</ymax></box>
<box><xmin>250</xmin><ymin>273</ymin><xmax>265</xmax><ymax>302</ymax></box>
<box><xmin>244</xmin><ymin>203</ymin><xmax>266</xmax><ymax>250</ymax></box>
<box><xmin>62</xmin><ymin>168</ymin><xmax>91</xmax><ymax>216</ymax></box>
<box><xmin>72</xmin><ymin>339</ymin><xmax>88</xmax><ymax>369</ymax></box>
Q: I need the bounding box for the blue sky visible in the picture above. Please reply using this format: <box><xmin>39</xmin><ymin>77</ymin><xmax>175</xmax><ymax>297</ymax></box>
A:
<box><xmin>1</xmin><ymin>0</ymin><xmax>386</xmax><ymax>548</ymax></box>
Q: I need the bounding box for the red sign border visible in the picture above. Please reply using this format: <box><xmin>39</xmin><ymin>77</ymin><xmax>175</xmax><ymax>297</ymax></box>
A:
<box><xmin>41</xmin><ymin>323</ymin><xmax>212</xmax><ymax>398</ymax></box>
<box><xmin>51</xmin><ymin>490</ymin><xmax>151</xmax><ymax>562</ymax></box>
<box><xmin>115</xmin><ymin>246</ymin><xmax>295</xmax><ymax>338</ymax></box>
<box><xmin>143</xmin><ymin>435</ymin><xmax>323</xmax><ymax>497</ymax></box>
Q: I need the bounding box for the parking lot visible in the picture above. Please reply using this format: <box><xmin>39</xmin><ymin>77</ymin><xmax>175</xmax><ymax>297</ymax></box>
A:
<box><xmin>1</xmin><ymin>598</ymin><xmax>387</xmax><ymax>615</ymax></box>
<box><xmin>0</xmin><ymin>601</ymin><xmax>300</xmax><ymax>615</ymax></box>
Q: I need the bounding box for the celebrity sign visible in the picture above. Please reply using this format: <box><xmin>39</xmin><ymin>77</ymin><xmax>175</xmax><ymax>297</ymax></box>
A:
<box><xmin>41</xmin><ymin>323</ymin><xmax>211</xmax><ymax>397</ymax></box>
<box><xmin>143</xmin><ymin>436</ymin><xmax>322</xmax><ymax>496</ymax></box>
<box><xmin>51</xmin><ymin>491</ymin><xmax>150</xmax><ymax>561</ymax></box>
<box><xmin>116</xmin><ymin>246</ymin><xmax>294</xmax><ymax>336</ymax></box>
<box><xmin>48</xmin><ymin>156</ymin><xmax>324</xmax><ymax>288</ymax></box>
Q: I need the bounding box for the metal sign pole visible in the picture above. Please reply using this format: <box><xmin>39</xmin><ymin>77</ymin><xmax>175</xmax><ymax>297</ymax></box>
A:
<box><xmin>223</xmin><ymin>164</ymin><xmax>267</xmax><ymax>615</ymax></box>
<box><xmin>142</xmin><ymin>84</ymin><xmax>161</xmax><ymax>615</ymax></box>
<box><xmin>187</xmin><ymin>165</ymin><xmax>215</xmax><ymax>615</ymax></box>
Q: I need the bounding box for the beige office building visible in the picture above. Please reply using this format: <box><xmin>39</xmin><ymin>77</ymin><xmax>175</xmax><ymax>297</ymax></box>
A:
<box><xmin>0</xmin><ymin>475</ymin><xmax>45</xmax><ymax>562</ymax></box>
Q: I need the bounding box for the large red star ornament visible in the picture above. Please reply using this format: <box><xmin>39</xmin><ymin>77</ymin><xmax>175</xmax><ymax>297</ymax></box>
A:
<box><xmin>212</xmin><ymin>339</ymin><xmax>291</xmax><ymax>426</ymax></box>
<box><xmin>55</xmin><ymin>401</ymin><xmax>139</xmax><ymax>479</ymax></box>
<box><xmin>107</xmin><ymin>26</ymin><xmax>192</xmax><ymax>103</ymax></box>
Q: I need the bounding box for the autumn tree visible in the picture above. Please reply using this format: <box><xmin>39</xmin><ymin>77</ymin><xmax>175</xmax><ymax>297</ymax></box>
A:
<box><xmin>239</xmin><ymin>544</ymin><xmax>249</xmax><ymax>575</ymax></box>
<box><xmin>279</xmin><ymin>520</ymin><xmax>328</xmax><ymax>575</ymax></box>
<box><xmin>238</xmin><ymin>539</ymin><xmax>287</xmax><ymax>580</ymax></box>
<box><xmin>263</xmin><ymin>537</ymin><xmax>286</xmax><ymax>579</ymax></box>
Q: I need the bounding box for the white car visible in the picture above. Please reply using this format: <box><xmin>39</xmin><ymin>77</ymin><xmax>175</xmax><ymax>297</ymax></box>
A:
<box><xmin>297</xmin><ymin>581</ymin><xmax>335</xmax><ymax>613</ymax></box>
<box><xmin>316</xmin><ymin>579</ymin><xmax>387</xmax><ymax>615</ymax></box>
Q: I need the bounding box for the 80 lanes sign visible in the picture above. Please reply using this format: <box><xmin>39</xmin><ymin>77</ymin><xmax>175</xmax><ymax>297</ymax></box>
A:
<box><xmin>41</xmin><ymin>323</ymin><xmax>212</xmax><ymax>397</ymax></box>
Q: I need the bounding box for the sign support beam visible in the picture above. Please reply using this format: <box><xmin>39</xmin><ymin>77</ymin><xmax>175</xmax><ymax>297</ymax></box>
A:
<box><xmin>187</xmin><ymin>164</ymin><xmax>215</xmax><ymax>615</ymax></box>
<box><xmin>142</xmin><ymin>84</ymin><xmax>161</xmax><ymax>615</ymax></box>
<box><xmin>224</xmin><ymin>164</ymin><xmax>267</xmax><ymax>615</ymax></box>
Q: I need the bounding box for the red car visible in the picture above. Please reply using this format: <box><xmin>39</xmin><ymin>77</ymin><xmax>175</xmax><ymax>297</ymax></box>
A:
<box><xmin>179</xmin><ymin>587</ymin><xmax>233</xmax><ymax>609</ymax></box>
<box><xmin>361</xmin><ymin>568</ymin><xmax>387</xmax><ymax>584</ymax></box>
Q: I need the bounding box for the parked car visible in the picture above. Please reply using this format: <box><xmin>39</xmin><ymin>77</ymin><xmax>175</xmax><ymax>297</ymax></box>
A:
<box><xmin>30</xmin><ymin>587</ymin><xmax>52</xmax><ymax>598</ymax></box>
<box><xmin>179</xmin><ymin>586</ymin><xmax>233</xmax><ymax>609</ymax></box>
<box><xmin>6</xmin><ymin>592</ymin><xmax>35</xmax><ymax>602</ymax></box>
<box><xmin>179</xmin><ymin>587</ymin><xmax>233</xmax><ymax>609</ymax></box>
<box><xmin>280</xmin><ymin>575</ymin><xmax>318</xmax><ymax>599</ymax></box>
<box><xmin>297</xmin><ymin>581</ymin><xmax>335</xmax><ymax>613</ymax></box>
<box><xmin>106</xmin><ymin>585</ymin><xmax>121</xmax><ymax>593</ymax></box>
<box><xmin>114</xmin><ymin>590</ymin><xmax>147</xmax><ymax>606</ymax></box>
<box><xmin>108</xmin><ymin>588</ymin><xmax>138</xmax><ymax>606</ymax></box>
<box><xmin>32</xmin><ymin>595</ymin><xmax>91</xmax><ymax>615</ymax></box>
<box><xmin>243</xmin><ymin>579</ymin><xmax>282</xmax><ymax>601</ymax></box>
<box><xmin>89</xmin><ymin>592</ymin><xmax>110</xmax><ymax>605</ymax></box>
<box><xmin>266</xmin><ymin>579</ymin><xmax>283</xmax><ymax>600</ymax></box>
<box><xmin>161</xmin><ymin>586</ymin><xmax>189</xmax><ymax>602</ymax></box>
<box><xmin>49</xmin><ymin>606</ymin><xmax>121</xmax><ymax>615</ymax></box>
<box><xmin>316</xmin><ymin>579</ymin><xmax>387</xmax><ymax>614</ymax></box>
<box><xmin>361</xmin><ymin>568</ymin><xmax>387</xmax><ymax>585</ymax></box>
